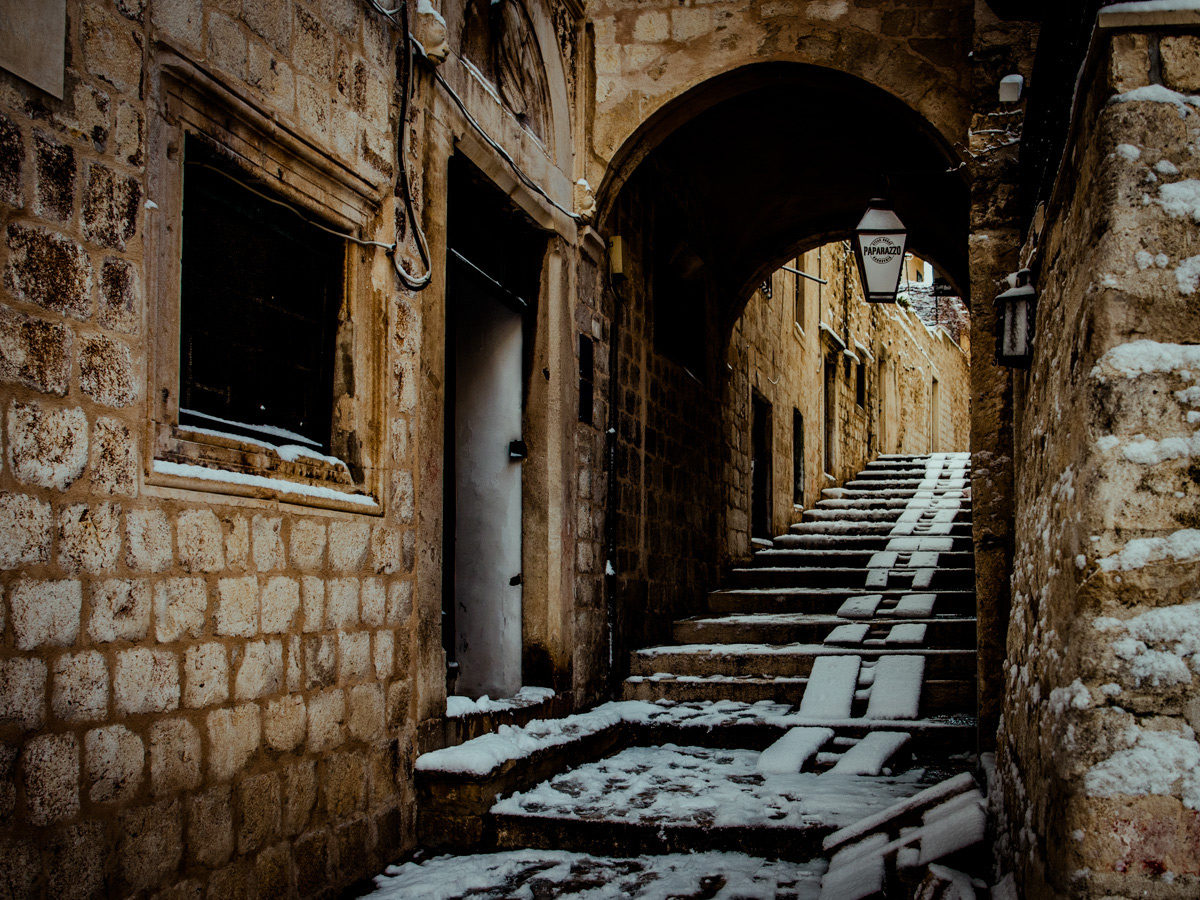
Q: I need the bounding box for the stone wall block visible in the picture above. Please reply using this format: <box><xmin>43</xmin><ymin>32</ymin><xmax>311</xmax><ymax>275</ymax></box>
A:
<box><xmin>385</xmin><ymin>580</ymin><xmax>411</xmax><ymax>627</ymax></box>
<box><xmin>10</xmin><ymin>578</ymin><xmax>81</xmax><ymax>649</ymax></box>
<box><xmin>151</xmin><ymin>0</ymin><xmax>202</xmax><ymax>51</ymax></box>
<box><xmin>234</xmin><ymin>640</ymin><xmax>283</xmax><ymax>700</ymax></box>
<box><xmin>261</xmin><ymin>576</ymin><xmax>300</xmax><ymax>633</ymax></box>
<box><xmin>177</xmin><ymin>509</ymin><xmax>225</xmax><ymax>573</ymax></box>
<box><xmin>3</xmin><ymin>224</ymin><xmax>93</xmax><ymax>320</ymax></box>
<box><xmin>237</xmin><ymin>771</ymin><xmax>281</xmax><ymax>854</ymax></box>
<box><xmin>0</xmin><ymin>112</ymin><xmax>22</xmax><ymax>207</ymax></box>
<box><xmin>306</xmin><ymin>688</ymin><xmax>344</xmax><ymax>752</ymax></box>
<box><xmin>360</xmin><ymin>578</ymin><xmax>384</xmax><ymax>627</ymax></box>
<box><xmin>255</xmin><ymin>841</ymin><xmax>293</xmax><ymax>897</ymax></box>
<box><xmin>91</xmin><ymin>417</ymin><xmax>137</xmax><ymax>496</ymax></box>
<box><xmin>346</xmin><ymin>683</ymin><xmax>384</xmax><ymax>743</ymax></box>
<box><xmin>295</xmin><ymin>8</ymin><xmax>335</xmax><ymax>80</ymax></box>
<box><xmin>0</xmin><ymin>657</ymin><xmax>46</xmax><ymax>729</ymax></box>
<box><xmin>7</xmin><ymin>401</ymin><xmax>88</xmax><ymax>491</ymax></box>
<box><xmin>80</xmin><ymin>3</ymin><xmax>144</xmax><ymax>94</ymax></box>
<box><xmin>370</xmin><ymin>524</ymin><xmax>401</xmax><ymax>573</ymax></box>
<box><xmin>223</xmin><ymin>514</ymin><xmax>250</xmax><ymax>571</ymax></box>
<box><xmin>118</xmin><ymin>799</ymin><xmax>182</xmax><ymax>893</ymax></box>
<box><xmin>206</xmin><ymin>703</ymin><xmax>261</xmax><ymax>782</ymax></box>
<box><xmin>326</xmin><ymin>577</ymin><xmax>359</xmax><ymax>628</ymax></box>
<box><xmin>282</xmin><ymin>759</ymin><xmax>317</xmax><ymax>835</ymax></box>
<box><xmin>243</xmin><ymin>0</ymin><xmax>293</xmax><ymax>53</ymax></box>
<box><xmin>329</xmin><ymin>520</ymin><xmax>369</xmax><ymax>571</ymax></box>
<box><xmin>290</xmin><ymin>519</ymin><xmax>326</xmax><ymax>570</ymax></box>
<box><xmin>84</xmin><ymin>723</ymin><xmax>143</xmax><ymax>804</ymax></box>
<box><xmin>0</xmin><ymin>305</ymin><xmax>73</xmax><ymax>396</ymax></box>
<box><xmin>149</xmin><ymin>718</ymin><xmax>202</xmax><ymax>796</ymax></box>
<box><xmin>305</xmin><ymin>635</ymin><xmax>337</xmax><ymax>689</ymax></box>
<box><xmin>89</xmin><ymin>578</ymin><xmax>150</xmax><ymax>643</ymax></box>
<box><xmin>301</xmin><ymin>576</ymin><xmax>325</xmax><ymax>632</ymax></box>
<box><xmin>97</xmin><ymin>257</ymin><xmax>140</xmax><ymax>334</ymax></box>
<box><xmin>0</xmin><ymin>491</ymin><xmax>51</xmax><ymax>569</ymax></box>
<box><xmin>187</xmin><ymin>785</ymin><xmax>234</xmax><ymax>868</ymax></box>
<box><xmin>79</xmin><ymin>334</ymin><xmax>138</xmax><ymax>407</ymax></box>
<box><xmin>154</xmin><ymin>577</ymin><xmax>206</xmax><ymax>643</ymax></box>
<box><xmin>252</xmin><ymin>515</ymin><xmax>284</xmax><ymax>572</ymax></box>
<box><xmin>114</xmin><ymin>648</ymin><xmax>179</xmax><ymax>714</ymax></box>
<box><xmin>58</xmin><ymin>502</ymin><xmax>121</xmax><ymax>573</ymax></box>
<box><xmin>22</xmin><ymin>732</ymin><xmax>79</xmax><ymax>825</ymax></box>
<box><xmin>216</xmin><ymin>575</ymin><xmax>259</xmax><ymax>636</ymax></box>
<box><xmin>33</xmin><ymin>132</ymin><xmax>75</xmax><ymax>223</ymax></box>
<box><xmin>82</xmin><ymin>162</ymin><xmax>141</xmax><ymax>251</ymax></box>
<box><xmin>125</xmin><ymin>508</ymin><xmax>172</xmax><ymax>571</ymax></box>
<box><xmin>372</xmin><ymin>631</ymin><xmax>394</xmax><ymax>680</ymax></box>
<box><xmin>338</xmin><ymin>632</ymin><xmax>371</xmax><ymax>684</ymax></box>
<box><xmin>207</xmin><ymin>11</ymin><xmax>250</xmax><ymax>79</ymax></box>
<box><xmin>183</xmin><ymin>643</ymin><xmax>228</xmax><ymax>709</ymax></box>
<box><xmin>1161</xmin><ymin>35</ymin><xmax>1200</xmax><ymax>93</ymax></box>
<box><xmin>52</xmin><ymin>651</ymin><xmax>108</xmax><ymax>723</ymax></box>
<box><xmin>322</xmin><ymin>750</ymin><xmax>365</xmax><ymax>819</ymax></box>
<box><xmin>287</xmin><ymin>635</ymin><xmax>302</xmax><ymax>692</ymax></box>
<box><xmin>264</xmin><ymin>695</ymin><xmax>306</xmax><ymax>752</ymax></box>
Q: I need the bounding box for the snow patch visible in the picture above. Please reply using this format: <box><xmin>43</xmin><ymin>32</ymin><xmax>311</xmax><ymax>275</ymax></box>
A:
<box><xmin>1116</xmin><ymin>143</ymin><xmax>1142</xmax><ymax>161</ymax></box>
<box><xmin>1098</xmin><ymin>529</ymin><xmax>1200</xmax><ymax>571</ymax></box>
<box><xmin>1111</xmin><ymin>84</ymin><xmax>1200</xmax><ymax>119</ymax></box>
<box><xmin>1086</xmin><ymin>725</ymin><xmax>1200</xmax><ymax>808</ymax></box>
<box><xmin>1176</xmin><ymin>255</ymin><xmax>1200</xmax><ymax>294</ymax></box>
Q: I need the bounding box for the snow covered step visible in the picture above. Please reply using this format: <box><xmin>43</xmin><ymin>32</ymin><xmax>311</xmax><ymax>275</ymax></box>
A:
<box><xmin>623</xmin><ymin>674</ymin><xmax>809</xmax><ymax>705</ymax></box>
<box><xmin>674</xmin><ymin>614</ymin><xmax>976</xmax><ymax>649</ymax></box>
<box><xmin>753</xmin><ymin>550</ymin><xmax>975</xmax><ymax>570</ymax></box>
<box><xmin>824</xmin><ymin>624</ymin><xmax>870</xmax><ymax>645</ymax></box>
<box><xmin>823</xmin><ymin>772</ymin><xmax>979</xmax><ymax>856</ymax></box>
<box><xmin>726</xmin><ymin>566</ymin><xmax>974</xmax><ymax>591</ymax></box>
<box><xmin>799</xmin><ymin>655</ymin><xmax>862</xmax><ymax>718</ymax></box>
<box><xmin>864</xmin><ymin>655</ymin><xmax>926</xmax><ymax>719</ymax></box>
<box><xmin>772</xmin><ymin>533</ymin><xmax>974</xmax><ymax>551</ymax></box>
<box><xmin>757</xmin><ymin>727</ymin><xmax>835</xmax><ymax>774</ymax></box>
<box><xmin>707</xmin><ymin>587</ymin><xmax>976</xmax><ymax>617</ymax></box>
<box><xmin>630</xmin><ymin>645</ymin><xmax>975</xmax><ymax>680</ymax></box>
<box><xmin>830</xmin><ymin>731</ymin><xmax>912</xmax><ymax>776</ymax></box>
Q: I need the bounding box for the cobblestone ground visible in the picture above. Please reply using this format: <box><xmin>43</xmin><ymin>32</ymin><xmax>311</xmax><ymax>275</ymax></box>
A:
<box><xmin>365</xmin><ymin>849</ymin><xmax>824</xmax><ymax>899</ymax></box>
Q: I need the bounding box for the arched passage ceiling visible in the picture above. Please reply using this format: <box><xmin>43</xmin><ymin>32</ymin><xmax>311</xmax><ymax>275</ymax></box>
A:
<box><xmin>604</xmin><ymin>64</ymin><xmax>970</xmax><ymax>327</ymax></box>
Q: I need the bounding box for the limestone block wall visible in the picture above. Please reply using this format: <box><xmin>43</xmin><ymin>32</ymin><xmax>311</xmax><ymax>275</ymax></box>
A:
<box><xmin>727</xmin><ymin>243</ymin><xmax>970</xmax><ymax>544</ymax></box>
<box><xmin>997</xmin><ymin>25</ymin><xmax>1200</xmax><ymax>897</ymax></box>
<box><xmin>0</xmin><ymin>2</ymin><xmax>420</xmax><ymax>896</ymax></box>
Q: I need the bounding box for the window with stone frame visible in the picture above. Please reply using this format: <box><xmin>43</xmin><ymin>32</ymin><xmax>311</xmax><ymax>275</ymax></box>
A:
<box><xmin>145</xmin><ymin>58</ymin><xmax>385</xmax><ymax>513</ymax></box>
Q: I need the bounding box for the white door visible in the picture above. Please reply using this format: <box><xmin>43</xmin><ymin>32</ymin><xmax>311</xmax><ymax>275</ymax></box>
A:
<box><xmin>453</xmin><ymin>281</ymin><xmax>524</xmax><ymax>698</ymax></box>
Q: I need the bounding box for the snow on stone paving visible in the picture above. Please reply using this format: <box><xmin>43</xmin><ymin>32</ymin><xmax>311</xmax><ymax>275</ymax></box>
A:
<box><xmin>366</xmin><ymin>849</ymin><xmax>825</xmax><ymax>900</ymax></box>
<box><xmin>491</xmin><ymin>744</ymin><xmax>930</xmax><ymax>831</ymax></box>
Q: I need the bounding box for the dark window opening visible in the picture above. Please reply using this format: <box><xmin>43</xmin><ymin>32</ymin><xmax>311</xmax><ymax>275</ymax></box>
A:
<box><xmin>792</xmin><ymin>410</ymin><xmax>804</xmax><ymax>506</ymax></box>
<box><xmin>178</xmin><ymin>136</ymin><xmax>343</xmax><ymax>452</ymax></box>
<box><xmin>855</xmin><ymin>361</ymin><xmax>866</xmax><ymax>408</ymax></box>
<box><xmin>578</xmin><ymin>335</ymin><xmax>594</xmax><ymax>425</ymax></box>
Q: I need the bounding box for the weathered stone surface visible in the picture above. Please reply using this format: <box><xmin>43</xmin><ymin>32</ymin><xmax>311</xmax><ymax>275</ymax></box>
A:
<box><xmin>361</xmin><ymin>577</ymin><xmax>385</xmax><ymax>627</ymax></box>
<box><xmin>33</xmin><ymin>132</ymin><xmax>75</xmax><ymax>223</ymax></box>
<box><xmin>118</xmin><ymin>800</ymin><xmax>182</xmax><ymax>892</ymax></box>
<box><xmin>0</xmin><ymin>491</ymin><xmax>51</xmax><ymax>569</ymax></box>
<box><xmin>187</xmin><ymin>785</ymin><xmax>234</xmax><ymax>868</ymax></box>
<box><xmin>79</xmin><ymin>334</ymin><xmax>137</xmax><ymax>407</ymax></box>
<box><xmin>322</xmin><ymin>750</ymin><xmax>365</xmax><ymax>819</ymax></box>
<box><xmin>183</xmin><ymin>643</ymin><xmax>228</xmax><ymax>709</ymax></box>
<box><xmin>22</xmin><ymin>732</ymin><xmax>79</xmax><ymax>825</ymax></box>
<box><xmin>52</xmin><ymin>651</ymin><xmax>108</xmax><ymax>723</ymax></box>
<box><xmin>373</xmin><ymin>630</ymin><xmax>394</xmax><ymax>680</ymax></box>
<box><xmin>261</xmin><ymin>576</ymin><xmax>299</xmax><ymax>633</ymax></box>
<box><xmin>7</xmin><ymin>400</ymin><xmax>88</xmax><ymax>490</ymax></box>
<box><xmin>346</xmin><ymin>683</ymin><xmax>384</xmax><ymax>743</ymax></box>
<box><xmin>304</xmin><ymin>635</ymin><xmax>337</xmax><ymax>689</ymax></box>
<box><xmin>177</xmin><ymin>510</ymin><xmax>225</xmax><ymax>573</ymax></box>
<box><xmin>89</xmin><ymin>578</ymin><xmax>151</xmax><ymax>642</ymax></box>
<box><xmin>282</xmin><ymin>759</ymin><xmax>317</xmax><ymax>836</ymax></box>
<box><xmin>0</xmin><ymin>657</ymin><xmax>46</xmax><ymax>730</ymax></box>
<box><xmin>386</xmin><ymin>579</ymin><xmax>412</xmax><ymax>626</ymax></box>
<box><xmin>0</xmin><ymin>305</ymin><xmax>72</xmax><ymax>395</ymax></box>
<box><xmin>329</xmin><ymin>520</ymin><xmax>369</xmax><ymax>571</ymax></box>
<box><xmin>97</xmin><ymin>257</ymin><xmax>140</xmax><ymax>334</ymax></box>
<box><xmin>301</xmin><ymin>575</ymin><xmax>325</xmax><ymax>632</ymax></box>
<box><xmin>237</xmin><ymin>772</ymin><xmax>280</xmax><ymax>853</ymax></box>
<box><xmin>290</xmin><ymin>519</ymin><xmax>326</xmax><ymax>570</ymax></box>
<box><xmin>307</xmin><ymin>688</ymin><xmax>344</xmax><ymax>752</ymax></box>
<box><xmin>58</xmin><ymin>502</ymin><xmax>121</xmax><ymax>574</ymax></box>
<box><xmin>1161</xmin><ymin>35</ymin><xmax>1200</xmax><ymax>93</ymax></box>
<box><xmin>126</xmin><ymin>508</ymin><xmax>171</xmax><ymax>571</ymax></box>
<box><xmin>326</xmin><ymin>577</ymin><xmax>359</xmax><ymax>628</ymax></box>
<box><xmin>263</xmin><ymin>695</ymin><xmax>306</xmax><ymax>752</ymax></box>
<box><xmin>216</xmin><ymin>576</ymin><xmax>258</xmax><ymax>636</ymax></box>
<box><xmin>252</xmin><ymin>515</ymin><xmax>284</xmax><ymax>571</ymax></box>
<box><xmin>114</xmin><ymin>648</ymin><xmax>179</xmax><ymax>714</ymax></box>
<box><xmin>85</xmin><ymin>723</ymin><xmax>143</xmax><ymax>803</ymax></box>
<box><xmin>234</xmin><ymin>640</ymin><xmax>283</xmax><ymax>700</ymax></box>
<box><xmin>82</xmin><ymin>162</ymin><xmax>141</xmax><ymax>250</ymax></box>
<box><xmin>149</xmin><ymin>717</ymin><xmax>202</xmax><ymax>795</ymax></box>
<box><xmin>3</xmin><ymin>224</ymin><xmax>92</xmax><ymax>320</ymax></box>
<box><xmin>0</xmin><ymin>112</ymin><xmax>22</xmax><ymax>207</ymax></box>
<box><xmin>44</xmin><ymin>820</ymin><xmax>108</xmax><ymax>899</ymax></box>
<box><xmin>206</xmin><ymin>703</ymin><xmax>260</xmax><ymax>781</ymax></box>
<box><xmin>91</xmin><ymin>417</ymin><xmax>137</xmax><ymax>495</ymax></box>
<box><xmin>338</xmin><ymin>631</ymin><xmax>371</xmax><ymax>684</ymax></box>
<box><xmin>10</xmin><ymin>578</ymin><xmax>81</xmax><ymax>649</ymax></box>
<box><xmin>81</xmin><ymin>3</ymin><xmax>143</xmax><ymax>94</ymax></box>
<box><xmin>154</xmin><ymin>578</ymin><xmax>207</xmax><ymax>642</ymax></box>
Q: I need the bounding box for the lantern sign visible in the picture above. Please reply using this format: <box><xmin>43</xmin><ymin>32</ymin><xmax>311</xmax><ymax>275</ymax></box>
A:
<box><xmin>852</xmin><ymin>199</ymin><xmax>909</xmax><ymax>303</ymax></box>
<box><xmin>995</xmin><ymin>268</ymin><xmax>1036</xmax><ymax>367</ymax></box>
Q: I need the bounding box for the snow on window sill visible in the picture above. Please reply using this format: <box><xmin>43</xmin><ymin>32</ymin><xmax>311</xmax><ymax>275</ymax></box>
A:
<box><xmin>149</xmin><ymin>459</ymin><xmax>381</xmax><ymax>514</ymax></box>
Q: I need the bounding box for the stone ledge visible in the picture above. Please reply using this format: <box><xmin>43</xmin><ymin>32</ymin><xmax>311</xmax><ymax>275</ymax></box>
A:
<box><xmin>1099</xmin><ymin>3</ymin><xmax>1200</xmax><ymax>29</ymax></box>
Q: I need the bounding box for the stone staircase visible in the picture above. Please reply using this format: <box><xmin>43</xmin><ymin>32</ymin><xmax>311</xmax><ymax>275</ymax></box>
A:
<box><xmin>391</xmin><ymin>453</ymin><xmax>982</xmax><ymax>899</ymax></box>
<box><xmin>624</xmin><ymin>452</ymin><xmax>977</xmax><ymax>732</ymax></box>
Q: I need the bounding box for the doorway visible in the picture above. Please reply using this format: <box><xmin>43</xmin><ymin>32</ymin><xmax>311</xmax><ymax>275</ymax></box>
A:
<box><xmin>443</xmin><ymin>157</ymin><xmax>546</xmax><ymax>699</ymax></box>
<box><xmin>751</xmin><ymin>392</ymin><xmax>773</xmax><ymax>540</ymax></box>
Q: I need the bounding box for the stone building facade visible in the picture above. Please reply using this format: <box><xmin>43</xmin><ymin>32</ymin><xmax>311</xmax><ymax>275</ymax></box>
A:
<box><xmin>0</xmin><ymin>0</ymin><xmax>1197</xmax><ymax>897</ymax></box>
<box><xmin>726</xmin><ymin>244</ymin><xmax>969</xmax><ymax>551</ymax></box>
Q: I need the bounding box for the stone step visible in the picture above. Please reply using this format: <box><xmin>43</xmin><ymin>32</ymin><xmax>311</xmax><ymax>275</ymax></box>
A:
<box><xmin>772</xmin><ymin>533</ymin><xmax>974</xmax><ymax>551</ymax></box>
<box><xmin>814</xmin><ymin>496</ymin><xmax>974</xmax><ymax>511</ymax></box>
<box><xmin>801</xmin><ymin>508</ymin><xmax>970</xmax><ymax>524</ymax></box>
<box><xmin>630</xmin><ymin>645</ymin><xmax>978</xmax><ymax>680</ymax></box>
<box><xmin>674</xmin><ymin>614</ymin><xmax>977</xmax><ymax>649</ymax></box>
<box><xmin>622</xmin><ymin>673</ymin><xmax>975</xmax><ymax>714</ymax></box>
<box><xmin>750</xmin><ymin>550</ymin><xmax>975</xmax><ymax>570</ymax></box>
<box><xmin>707</xmin><ymin>588</ymin><xmax>976</xmax><ymax>616</ymax></box>
<box><xmin>787</xmin><ymin>521</ymin><xmax>972</xmax><ymax>537</ymax></box>
<box><xmin>725</xmin><ymin>566</ymin><xmax>975</xmax><ymax>592</ymax></box>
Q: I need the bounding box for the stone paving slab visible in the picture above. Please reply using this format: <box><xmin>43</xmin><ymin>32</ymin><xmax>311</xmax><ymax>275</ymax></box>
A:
<box><xmin>365</xmin><ymin>849</ymin><xmax>825</xmax><ymax>899</ymax></box>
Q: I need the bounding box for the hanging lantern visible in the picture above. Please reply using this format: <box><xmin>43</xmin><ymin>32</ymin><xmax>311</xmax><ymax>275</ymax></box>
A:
<box><xmin>852</xmin><ymin>198</ymin><xmax>909</xmax><ymax>303</ymax></box>
<box><xmin>994</xmin><ymin>268</ymin><xmax>1036</xmax><ymax>367</ymax></box>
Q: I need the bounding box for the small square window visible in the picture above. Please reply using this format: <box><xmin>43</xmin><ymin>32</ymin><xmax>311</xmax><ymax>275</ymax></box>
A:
<box><xmin>179</xmin><ymin>138</ymin><xmax>344</xmax><ymax>452</ymax></box>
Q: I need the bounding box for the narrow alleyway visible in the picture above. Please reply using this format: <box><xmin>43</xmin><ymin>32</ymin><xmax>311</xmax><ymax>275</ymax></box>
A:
<box><xmin>371</xmin><ymin>453</ymin><xmax>982</xmax><ymax>899</ymax></box>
